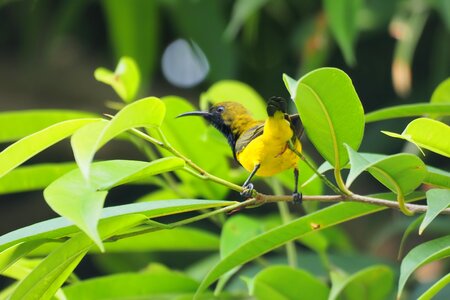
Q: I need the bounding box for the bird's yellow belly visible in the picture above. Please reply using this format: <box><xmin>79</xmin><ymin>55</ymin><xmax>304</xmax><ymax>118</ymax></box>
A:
<box><xmin>236</xmin><ymin>137</ymin><xmax>301</xmax><ymax>177</ymax></box>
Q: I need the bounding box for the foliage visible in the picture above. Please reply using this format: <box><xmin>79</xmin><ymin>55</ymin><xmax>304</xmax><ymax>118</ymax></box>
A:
<box><xmin>0</xmin><ymin>54</ymin><xmax>448</xmax><ymax>299</ymax></box>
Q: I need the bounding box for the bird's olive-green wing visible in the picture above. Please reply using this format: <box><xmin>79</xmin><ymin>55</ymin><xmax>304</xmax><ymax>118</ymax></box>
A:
<box><xmin>288</xmin><ymin>114</ymin><xmax>304</xmax><ymax>141</ymax></box>
<box><xmin>234</xmin><ymin>123</ymin><xmax>264</xmax><ymax>156</ymax></box>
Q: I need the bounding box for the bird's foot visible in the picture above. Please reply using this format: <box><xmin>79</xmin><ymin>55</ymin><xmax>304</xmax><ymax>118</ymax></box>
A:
<box><xmin>293</xmin><ymin>192</ymin><xmax>303</xmax><ymax>205</ymax></box>
<box><xmin>240</xmin><ymin>183</ymin><xmax>255</xmax><ymax>199</ymax></box>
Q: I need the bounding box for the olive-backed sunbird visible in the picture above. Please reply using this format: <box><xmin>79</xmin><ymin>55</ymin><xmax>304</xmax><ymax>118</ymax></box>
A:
<box><xmin>177</xmin><ymin>96</ymin><xmax>303</xmax><ymax>203</ymax></box>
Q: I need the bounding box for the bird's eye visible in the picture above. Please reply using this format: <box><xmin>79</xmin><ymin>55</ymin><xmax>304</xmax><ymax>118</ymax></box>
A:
<box><xmin>216</xmin><ymin>106</ymin><xmax>225</xmax><ymax>113</ymax></box>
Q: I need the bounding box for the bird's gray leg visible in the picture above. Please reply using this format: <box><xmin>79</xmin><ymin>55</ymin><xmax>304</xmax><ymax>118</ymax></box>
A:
<box><xmin>241</xmin><ymin>164</ymin><xmax>260</xmax><ymax>199</ymax></box>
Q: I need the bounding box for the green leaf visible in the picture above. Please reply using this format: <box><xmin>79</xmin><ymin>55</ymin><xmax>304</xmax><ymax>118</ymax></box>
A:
<box><xmin>346</xmin><ymin>148</ymin><xmax>426</xmax><ymax>194</ymax></box>
<box><xmin>195</xmin><ymin>192</ymin><xmax>424</xmax><ymax>295</ymax></box>
<box><xmin>418</xmin><ymin>273</ymin><xmax>450</xmax><ymax>300</ymax></box>
<box><xmin>0</xmin><ymin>110</ymin><xmax>97</xmax><ymax>143</ymax></box>
<box><xmin>430</xmin><ymin>77</ymin><xmax>450</xmax><ymax>104</ymax></box>
<box><xmin>419</xmin><ymin>189</ymin><xmax>450</xmax><ymax>235</ymax></box>
<box><xmin>200</xmin><ymin>80</ymin><xmax>267</xmax><ymax>119</ymax></box>
<box><xmin>102</xmin><ymin>0</ymin><xmax>158</xmax><ymax>84</ymax></box>
<box><xmin>71</xmin><ymin>97</ymin><xmax>165</xmax><ymax>179</ymax></box>
<box><xmin>329</xmin><ymin>265</ymin><xmax>394</xmax><ymax>300</ymax></box>
<box><xmin>44</xmin><ymin>158</ymin><xmax>184</xmax><ymax>250</ymax></box>
<box><xmin>0</xmin><ymin>163</ymin><xmax>76</xmax><ymax>194</ymax></box>
<box><xmin>221</xmin><ymin>215</ymin><xmax>264</xmax><ymax>258</ymax></box>
<box><xmin>9</xmin><ymin>214</ymin><xmax>146</xmax><ymax>300</ymax></box>
<box><xmin>323</xmin><ymin>0</ymin><xmax>361</xmax><ymax>66</ymax></box>
<box><xmin>282</xmin><ymin>73</ymin><xmax>299</xmax><ymax>100</ymax></box>
<box><xmin>252</xmin><ymin>265</ymin><xmax>329</xmax><ymax>300</ymax></box>
<box><xmin>32</xmin><ymin>227</ymin><xmax>219</xmax><ymax>255</ymax></box>
<box><xmin>94</xmin><ymin>56</ymin><xmax>140</xmax><ymax>103</ymax></box>
<box><xmin>63</xmin><ymin>272</ymin><xmax>199</xmax><ymax>299</ymax></box>
<box><xmin>295</xmin><ymin>68</ymin><xmax>365</xmax><ymax>169</ymax></box>
<box><xmin>365</xmin><ymin>103</ymin><xmax>450</xmax><ymax>123</ymax></box>
<box><xmin>398</xmin><ymin>235</ymin><xmax>450</xmax><ymax>298</ymax></box>
<box><xmin>224</xmin><ymin>0</ymin><xmax>268</xmax><ymax>39</ymax></box>
<box><xmin>0</xmin><ymin>240</ymin><xmax>47</xmax><ymax>273</ymax></box>
<box><xmin>0</xmin><ymin>199</ymin><xmax>233</xmax><ymax>253</ymax></box>
<box><xmin>0</xmin><ymin>118</ymin><xmax>99</xmax><ymax>179</ymax></box>
<box><xmin>161</xmin><ymin>96</ymin><xmax>229</xmax><ymax>199</ymax></box>
<box><xmin>424</xmin><ymin>166</ymin><xmax>450</xmax><ymax>189</ymax></box>
<box><xmin>382</xmin><ymin>118</ymin><xmax>450</xmax><ymax>158</ymax></box>
<box><xmin>398</xmin><ymin>215</ymin><xmax>424</xmax><ymax>259</ymax></box>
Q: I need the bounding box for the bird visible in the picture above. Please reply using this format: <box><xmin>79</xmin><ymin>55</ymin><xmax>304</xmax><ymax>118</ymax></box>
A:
<box><xmin>177</xmin><ymin>96</ymin><xmax>303</xmax><ymax>203</ymax></box>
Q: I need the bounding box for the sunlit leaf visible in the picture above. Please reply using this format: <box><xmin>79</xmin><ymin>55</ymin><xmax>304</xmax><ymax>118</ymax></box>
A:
<box><xmin>0</xmin><ymin>118</ymin><xmax>99</xmax><ymax>179</ymax></box>
<box><xmin>0</xmin><ymin>199</ymin><xmax>233</xmax><ymax>253</ymax></box>
<box><xmin>0</xmin><ymin>110</ymin><xmax>97</xmax><ymax>143</ymax></box>
<box><xmin>195</xmin><ymin>192</ymin><xmax>424</xmax><ymax>294</ymax></box>
<box><xmin>94</xmin><ymin>56</ymin><xmax>140</xmax><ymax>102</ymax></box>
<box><xmin>252</xmin><ymin>265</ymin><xmax>329</xmax><ymax>300</ymax></box>
<box><xmin>44</xmin><ymin>158</ymin><xmax>184</xmax><ymax>250</ymax></box>
<box><xmin>0</xmin><ymin>240</ymin><xmax>47</xmax><ymax>273</ymax></box>
<box><xmin>294</xmin><ymin>68</ymin><xmax>365</xmax><ymax>169</ymax></box>
<box><xmin>398</xmin><ymin>235</ymin><xmax>450</xmax><ymax>298</ymax></box>
<box><xmin>200</xmin><ymin>80</ymin><xmax>267</xmax><ymax>119</ymax></box>
<box><xmin>430</xmin><ymin>78</ymin><xmax>450</xmax><ymax>104</ymax></box>
<box><xmin>0</xmin><ymin>163</ymin><xmax>76</xmax><ymax>195</ymax></box>
<box><xmin>71</xmin><ymin>97</ymin><xmax>165</xmax><ymax>179</ymax></box>
<box><xmin>283</xmin><ymin>73</ymin><xmax>299</xmax><ymax>100</ymax></box>
<box><xmin>329</xmin><ymin>265</ymin><xmax>394</xmax><ymax>300</ymax></box>
<box><xmin>382</xmin><ymin>118</ymin><xmax>450</xmax><ymax>157</ymax></box>
<box><xmin>365</xmin><ymin>103</ymin><xmax>450</xmax><ymax>123</ymax></box>
<box><xmin>9</xmin><ymin>215</ymin><xmax>146</xmax><ymax>300</ymax></box>
<box><xmin>419</xmin><ymin>189</ymin><xmax>450</xmax><ymax>235</ymax></box>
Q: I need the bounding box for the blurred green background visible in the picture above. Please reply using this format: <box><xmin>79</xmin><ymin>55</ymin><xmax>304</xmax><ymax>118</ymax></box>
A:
<box><xmin>0</xmin><ymin>0</ymin><xmax>448</xmax><ymax>296</ymax></box>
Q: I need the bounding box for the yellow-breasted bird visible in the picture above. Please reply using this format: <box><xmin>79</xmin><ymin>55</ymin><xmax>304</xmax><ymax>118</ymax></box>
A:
<box><xmin>177</xmin><ymin>96</ymin><xmax>303</xmax><ymax>203</ymax></box>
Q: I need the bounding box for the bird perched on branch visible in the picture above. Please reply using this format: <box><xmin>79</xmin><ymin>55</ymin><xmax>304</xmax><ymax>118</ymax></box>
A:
<box><xmin>177</xmin><ymin>96</ymin><xmax>303</xmax><ymax>203</ymax></box>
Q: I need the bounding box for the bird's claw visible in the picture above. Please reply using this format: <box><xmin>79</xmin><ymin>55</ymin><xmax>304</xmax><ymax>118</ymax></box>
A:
<box><xmin>240</xmin><ymin>183</ymin><xmax>254</xmax><ymax>199</ymax></box>
<box><xmin>293</xmin><ymin>192</ymin><xmax>303</xmax><ymax>205</ymax></box>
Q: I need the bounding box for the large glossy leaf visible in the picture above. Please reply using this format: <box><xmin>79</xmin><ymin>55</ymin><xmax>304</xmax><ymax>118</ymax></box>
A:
<box><xmin>0</xmin><ymin>163</ymin><xmax>76</xmax><ymax>195</ymax></box>
<box><xmin>9</xmin><ymin>214</ymin><xmax>145</xmax><ymax>300</ymax></box>
<box><xmin>71</xmin><ymin>97</ymin><xmax>165</xmax><ymax>179</ymax></box>
<box><xmin>419</xmin><ymin>189</ymin><xmax>450</xmax><ymax>234</ymax></box>
<box><xmin>200</xmin><ymin>80</ymin><xmax>267</xmax><ymax>119</ymax></box>
<box><xmin>329</xmin><ymin>265</ymin><xmax>394</xmax><ymax>300</ymax></box>
<box><xmin>0</xmin><ymin>118</ymin><xmax>99</xmax><ymax>179</ymax></box>
<box><xmin>160</xmin><ymin>96</ymin><xmax>229</xmax><ymax>199</ymax></box>
<box><xmin>32</xmin><ymin>227</ymin><xmax>219</xmax><ymax>255</ymax></box>
<box><xmin>398</xmin><ymin>235</ymin><xmax>450</xmax><ymax>298</ymax></box>
<box><xmin>0</xmin><ymin>199</ymin><xmax>233</xmax><ymax>253</ymax></box>
<box><xmin>383</xmin><ymin>118</ymin><xmax>450</xmax><ymax>158</ymax></box>
<box><xmin>252</xmin><ymin>265</ymin><xmax>329</xmax><ymax>300</ymax></box>
<box><xmin>346</xmin><ymin>147</ymin><xmax>426</xmax><ymax>194</ymax></box>
<box><xmin>195</xmin><ymin>192</ymin><xmax>424</xmax><ymax>295</ymax></box>
<box><xmin>94</xmin><ymin>56</ymin><xmax>140</xmax><ymax>103</ymax></box>
<box><xmin>365</xmin><ymin>103</ymin><xmax>450</xmax><ymax>122</ymax></box>
<box><xmin>294</xmin><ymin>68</ymin><xmax>365</xmax><ymax>169</ymax></box>
<box><xmin>102</xmin><ymin>0</ymin><xmax>158</xmax><ymax>84</ymax></box>
<box><xmin>63</xmin><ymin>271</ymin><xmax>199</xmax><ymax>299</ymax></box>
<box><xmin>44</xmin><ymin>158</ymin><xmax>184</xmax><ymax>250</ymax></box>
<box><xmin>0</xmin><ymin>110</ymin><xmax>97</xmax><ymax>143</ymax></box>
<box><xmin>323</xmin><ymin>0</ymin><xmax>361</xmax><ymax>66</ymax></box>
<box><xmin>221</xmin><ymin>215</ymin><xmax>264</xmax><ymax>258</ymax></box>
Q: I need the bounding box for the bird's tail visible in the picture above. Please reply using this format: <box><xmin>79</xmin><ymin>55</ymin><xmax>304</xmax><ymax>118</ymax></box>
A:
<box><xmin>267</xmin><ymin>96</ymin><xmax>287</xmax><ymax>117</ymax></box>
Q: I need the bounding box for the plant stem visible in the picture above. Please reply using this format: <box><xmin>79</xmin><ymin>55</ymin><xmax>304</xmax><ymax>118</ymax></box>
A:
<box><xmin>269</xmin><ymin>178</ymin><xmax>297</xmax><ymax>268</ymax></box>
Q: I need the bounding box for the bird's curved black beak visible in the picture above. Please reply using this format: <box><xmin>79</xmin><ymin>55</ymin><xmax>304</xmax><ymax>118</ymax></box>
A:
<box><xmin>176</xmin><ymin>111</ymin><xmax>212</xmax><ymax>119</ymax></box>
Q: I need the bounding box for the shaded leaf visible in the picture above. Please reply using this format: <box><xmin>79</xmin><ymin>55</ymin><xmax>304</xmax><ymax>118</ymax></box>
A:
<box><xmin>365</xmin><ymin>103</ymin><xmax>450</xmax><ymax>123</ymax></box>
<box><xmin>0</xmin><ymin>118</ymin><xmax>99</xmax><ymax>179</ymax></box>
<box><xmin>224</xmin><ymin>0</ymin><xmax>268</xmax><ymax>39</ymax></box>
<box><xmin>424</xmin><ymin>166</ymin><xmax>450</xmax><ymax>189</ymax></box>
<box><xmin>419</xmin><ymin>189</ymin><xmax>450</xmax><ymax>235</ymax></box>
<box><xmin>71</xmin><ymin>97</ymin><xmax>165</xmax><ymax>179</ymax></box>
<box><xmin>94</xmin><ymin>56</ymin><xmax>140</xmax><ymax>102</ymax></box>
<box><xmin>252</xmin><ymin>265</ymin><xmax>329</xmax><ymax>300</ymax></box>
<box><xmin>44</xmin><ymin>158</ymin><xmax>184</xmax><ymax>250</ymax></box>
<box><xmin>295</xmin><ymin>68</ymin><xmax>365</xmax><ymax>169</ymax></box>
<box><xmin>195</xmin><ymin>192</ymin><xmax>424</xmax><ymax>295</ymax></box>
<box><xmin>417</xmin><ymin>273</ymin><xmax>450</xmax><ymax>300</ymax></box>
<box><xmin>398</xmin><ymin>235</ymin><xmax>450</xmax><ymax>298</ymax></box>
<box><xmin>329</xmin><ymin>265</ymin><xmax>394</xmax><ymax>300</ymax></box>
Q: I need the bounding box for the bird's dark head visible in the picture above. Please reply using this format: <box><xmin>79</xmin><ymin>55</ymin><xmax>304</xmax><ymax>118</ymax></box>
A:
<box><xmin>177</xmin><ymin>102</ymin><xmax>254</xmax><ymax>151</ymax></box>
